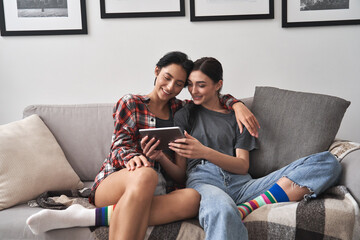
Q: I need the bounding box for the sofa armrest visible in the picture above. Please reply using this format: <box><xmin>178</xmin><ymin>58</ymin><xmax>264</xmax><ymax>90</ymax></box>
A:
<box><xmin>339</xmin><ymin>149</ymin><xmax>360</xmax><ymax>205</ymax></box>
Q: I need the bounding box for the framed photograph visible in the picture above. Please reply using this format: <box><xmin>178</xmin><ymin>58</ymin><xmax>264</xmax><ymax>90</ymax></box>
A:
<box><xmin>0</xmin><ymin>0</ymin><xmax>87</xmax><ymax>36</ymax></box>
<box><xmin>190</xmin><ymin>0</ymin><xmax>274</xmax><ymax>22</ymax></box>
<box><xmin>100</xmin><ymin>0</ymin><xmax>185</xmax><ymax>18</ymax></box>
<box><xmin>282</xmin><ymin>0</ymin><xmax>360</xmax><ymax>27</ymax></box>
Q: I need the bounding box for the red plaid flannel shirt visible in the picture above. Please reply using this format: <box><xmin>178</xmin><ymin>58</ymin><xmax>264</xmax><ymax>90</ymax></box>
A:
<box><xmin>90</xmin><ymin>94</ymin><xmax>239</xmax><ymax>202</ymax></box>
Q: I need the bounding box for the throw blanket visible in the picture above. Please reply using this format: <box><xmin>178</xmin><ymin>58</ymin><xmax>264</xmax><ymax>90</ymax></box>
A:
<box><xmin>329</xmin><ymin>140</ymin><xmax>360</xmax><ymax>161</ymax></box>
<box><xmin>28</xmin><ymin>190</ymin><xmax>205</xmax><ymax>240</ymax></box>
<box><xmin>28</xmin><ymin>185</ymin><xmax>359</xmax><ymax>240</ymax></box>
<box><xmin>28</xmin><ymin>141</ymin><xmax>360</xmax><ymax>240</ymax></box>
<box><xmin>244</xmin><ymin>185</ymin><xmax>360</xmax><ymax>240</ymax></box>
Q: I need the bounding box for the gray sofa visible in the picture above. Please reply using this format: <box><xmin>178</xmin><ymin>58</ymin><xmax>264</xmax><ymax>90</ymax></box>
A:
<box><xmin>0</xmin><ymin>94</ymin><xmax>359</xmax><ymax>240</ymax></box>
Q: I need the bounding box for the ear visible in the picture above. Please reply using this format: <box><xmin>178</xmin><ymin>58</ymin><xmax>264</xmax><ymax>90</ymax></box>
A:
<box><xmin>216</xmin><ymin>80</ymin><xmax>223</xmax><ymax>92</ymax></box>
<box><xmin>155</xmin><ymin>66</ymin><xmax>160</xmax><ymax>77</ymax></box>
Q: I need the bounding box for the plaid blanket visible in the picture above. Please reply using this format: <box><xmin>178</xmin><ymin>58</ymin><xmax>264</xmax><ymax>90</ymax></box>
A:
<box><xmin>244</xmin><ymin>185</ymin><xmax>360</xmax><ymax>240</ymax></box>
<box><xmin>29</xmin><ymin>185</ymin><xmax>359</xmax><ymax>240</ymax></box>
<box><xmin>29</xmin><ymin>141</ymin><xmax>360</xmax><ymax>240</ymax></box>
<box><xmin>90</xmin><ymin>219</ymin><xmax>205</xmax><ymax>240</ymax></box>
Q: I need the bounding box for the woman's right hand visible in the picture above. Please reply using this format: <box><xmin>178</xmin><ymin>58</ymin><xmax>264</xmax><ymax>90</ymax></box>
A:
<box><xmin>126</xmin><ymin>155</ymin><xmax>150</xmax><ymax>171</ymax></box>
<box><xmin>169</xmin><ymin>131</ymin><xmax>209</xmax><ymax>159</ymax></box>
<box><xmin>232</xmin><ymin>102</ymin><xmax>260</xmax><ymax>138</ymax></box>
<box><xmin>140</xmin><ymin>135</ymin><xmax>164</xmax><ymax>162</ymax></box>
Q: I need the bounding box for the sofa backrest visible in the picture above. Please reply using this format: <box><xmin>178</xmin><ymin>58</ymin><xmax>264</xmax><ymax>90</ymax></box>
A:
<box><xmin>240</xmin><ymin>97</ymin><xmax>253</xmax><ymax>109</ymax></box>
<box><xmin>23</xmin><ymin>98</ymin><xmax>253</xmax><ymax>182</ymax></box>
<box><xmin>23</xmin><ymin>104</ymin><xmax>114</xmax><ymax>181</ymax></box>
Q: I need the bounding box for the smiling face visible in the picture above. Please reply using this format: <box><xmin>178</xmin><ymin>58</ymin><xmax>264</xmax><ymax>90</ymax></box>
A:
<box><xmin>187</xmin><ymin>70</ymin><xmax>223</xmax><ymax>108</ymax></box>
<box><xmin>154</xmin><ymin>63</ymin><xmax>187</xmax><ymax>101</ymax></box>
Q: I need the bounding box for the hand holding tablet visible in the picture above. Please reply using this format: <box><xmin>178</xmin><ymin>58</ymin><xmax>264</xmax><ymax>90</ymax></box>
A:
<box><xmin>139</xmin><ymin>127</ymin><xmax>184</xmax><ymax>150</ymax></box>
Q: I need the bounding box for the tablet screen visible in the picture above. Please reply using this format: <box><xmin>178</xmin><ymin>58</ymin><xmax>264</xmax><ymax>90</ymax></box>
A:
<box><xmin>139</xmin><ymin>126</ymin><xmax>184</xmax><ymax>150</ymax></box>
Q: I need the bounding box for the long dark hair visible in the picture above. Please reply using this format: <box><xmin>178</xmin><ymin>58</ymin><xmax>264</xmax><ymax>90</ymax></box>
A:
<box><xmin>154</xmin><ymin>51</ymin><xmax>194</xmax><ymax>86</ymax></box>
<box><xmin>187</xmin><ymin>57</ymin><xmax>223</xmax><ymax>132</ymax></box>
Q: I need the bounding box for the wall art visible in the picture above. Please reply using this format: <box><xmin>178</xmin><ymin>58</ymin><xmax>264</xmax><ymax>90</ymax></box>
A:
<box><xmin>282</xmin><ymin>0</ymin><xmax>360</xmax><ymax>27</ymax></box>
<box><xmin>100</xmin><ymin>0</ymin><xmax>185</xmax><ymax>18</ymax></box>
<box><xmin>0</xmin><ymin>0</ymin><xmax>87</xmax><ymax>36</ymax></box>
<box><xmin>190</xmin><ymin>0</ymin><xmax>274</xmax><ymax>22</ymax></box>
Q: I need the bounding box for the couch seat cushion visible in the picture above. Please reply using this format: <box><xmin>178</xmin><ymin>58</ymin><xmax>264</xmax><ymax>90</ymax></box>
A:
<box><xmin>0</xmin><ymin>203</ymin><xmax>94</xmax><ymax>240</ymax></box>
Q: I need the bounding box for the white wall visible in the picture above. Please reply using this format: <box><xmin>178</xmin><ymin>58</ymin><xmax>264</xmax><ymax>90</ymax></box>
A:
<box><xmin>1</xmin><ymin>1</ymin><xmax>359</xmax><ymax>142</ymax></box>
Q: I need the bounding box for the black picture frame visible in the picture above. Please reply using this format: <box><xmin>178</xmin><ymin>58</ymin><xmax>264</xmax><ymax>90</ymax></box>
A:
<box><xmin>282</xmin><ymin>0</ymin><xmax>360</xmax><ymax>27</ymax></box>
<box><xmin>0</xmin><ymin>0</ymin><xmax>87</xmax><ymax>36</ymax></box>
<box><xmin>190</xmin><ymin>0</ymin><xmax>274</xmax><ymax>22</ymax></box>
<box><xmin>100</xmin><ymin>0</ymin><xmax>185</xmax><ymax>19</ymax></box>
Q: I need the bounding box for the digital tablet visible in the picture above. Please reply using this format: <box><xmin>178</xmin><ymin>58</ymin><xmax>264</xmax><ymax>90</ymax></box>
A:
<box><xmin>139</xmin><ymin>126</ymin><xmax>184</xmax><ymax>150</ymax></box>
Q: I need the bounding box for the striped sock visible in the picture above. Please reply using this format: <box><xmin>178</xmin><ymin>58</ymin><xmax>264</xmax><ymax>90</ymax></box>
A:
<box><xmin>237</xmin><ymin>183</ymin><xmax>289</xmax><ymax>220</ymax></box>
<box><xmin>95</xmin><ymin>204</ymin><xmax>116</xmax><ymax>226</ymax></box>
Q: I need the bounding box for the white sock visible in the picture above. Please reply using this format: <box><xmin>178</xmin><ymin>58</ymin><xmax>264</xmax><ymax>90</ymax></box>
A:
<box><xmin>26</xmin><ymin>204</ymin><xmax>95</xmax><ymax>235</ymax></box>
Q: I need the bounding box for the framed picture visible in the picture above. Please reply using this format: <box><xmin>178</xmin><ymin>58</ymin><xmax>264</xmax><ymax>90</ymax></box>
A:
<box><xmin>190</xmin><ymin>0</ymin><xmax>274</xmax><ymax>22</ymax></box>
<box><xmin>100</xmin><ymin>0</ymin><xmax>185</xmax><ymax>18</ymax></box>
<box><xmin>282</xmin><ymin>0</ymin><xmax>360</xmax><ymax>27</ymax></box>
<box><xmin>0</xmin><ymin>0</ymin><xmax>87</xmax><ymax>36</ymax></box>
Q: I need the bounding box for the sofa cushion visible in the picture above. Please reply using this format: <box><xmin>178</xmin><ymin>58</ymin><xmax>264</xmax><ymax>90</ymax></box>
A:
<box><xmin>23</xmin><ymin>104</ymin><xmax>114</xmax><ymax>181</ymax></box>
<box><xmin>249</xmin><ymin>86</ymin><xmax>350</xmax><ymax>178</ymax></box>
<box><xmin>0</xmin><ymin>115</ymin><xmax>83</xmax><ymax>210</ymax></box>
<box><xmin>0</xmin><ymin>203</ymin><xmax>94</xmax><ymax>240</ymax></box>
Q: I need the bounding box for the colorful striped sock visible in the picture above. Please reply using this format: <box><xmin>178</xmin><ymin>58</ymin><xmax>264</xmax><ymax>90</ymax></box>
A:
<box><xmin>95</xmin><ymin>204</ymin><xmax>116</xmax><ymax>226</ymax></box>
<box><xmin>237</xmin><ymin>183</ymin><xmax>289</xmax><ymax>220</ymax></box>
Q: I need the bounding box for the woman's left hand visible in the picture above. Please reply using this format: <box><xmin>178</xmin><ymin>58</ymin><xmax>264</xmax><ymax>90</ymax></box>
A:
<box><xmin>168</xmin><ymin>131</ymin><xmax>209</xmax><ymax>159</ymax></box>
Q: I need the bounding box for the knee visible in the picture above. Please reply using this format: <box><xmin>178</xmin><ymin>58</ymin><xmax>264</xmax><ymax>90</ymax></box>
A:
<box><xmin>169</xmin><ymin>189</ymin><xmax>200</xmax><ymax>220</ymax></box>
<box><xmin>331</xmin><ymin>156</ymin><xmax>342</xmax><ymax>182</ymax></box>
<box><xmin>186</xmin><ymin>188</ymin><xmax>201</xmax><ymax>203</ymax></box>
<box><xmin>180</xmin><ymin>189</ymin><xmax>200</xmax><ymax>218</ymax></box>
<box><xmin>323</xmin><ymin>152</ymin><xmax>342</xmax><ymax>179</ymax></box>
<box><xmin>129</xmin><ymin>168</ymin><xmax>158</xmax><ymax>193</ymax></box>
<box><xmin>134</xmin><ymin>168</ymin><xmax>158</xmax><ymax>184</ymax></box>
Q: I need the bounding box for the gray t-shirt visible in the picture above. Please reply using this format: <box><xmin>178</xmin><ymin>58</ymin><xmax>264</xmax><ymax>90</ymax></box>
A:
<box><xmin>174</xmin><ymin>104</ymin><xmax>258</xmax><ymax>172</ymax></box>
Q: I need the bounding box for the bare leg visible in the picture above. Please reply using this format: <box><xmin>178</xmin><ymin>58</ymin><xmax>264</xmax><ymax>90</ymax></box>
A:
<box><xmin>149</xmin><ymin>188</ymin><xmax>200</xmax><ymax>225</ymax></box>
<box><xmin>238</xmin><ymin>177</ymin><xmax>310</xmax><ymax>219</ymax></box>
<box><xmin>277</xmin><ymin>177</ymin><xmax>310</xmax><ymax>201</ymax></box>
<box><xmin>26</xmin><ymin>171</ymin><xmax>199</xmax><ymax>235</ymax></box>
<box><xmin>95</xmin><ymin>167</ymin><xmax>200</xmax><ymax>240</ymax></box>
<box><xmin>95</xmin><ymin>167</ymin><xmax>158</xmax><ymax>240</ymax></box>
